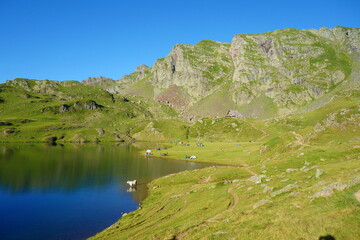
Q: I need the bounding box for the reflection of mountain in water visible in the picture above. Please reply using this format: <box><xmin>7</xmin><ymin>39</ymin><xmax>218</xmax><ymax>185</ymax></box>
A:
<box><xmin>0</xmin><ymin>144</ymin><xmax>211</xmax><ymax>201</ymax></box>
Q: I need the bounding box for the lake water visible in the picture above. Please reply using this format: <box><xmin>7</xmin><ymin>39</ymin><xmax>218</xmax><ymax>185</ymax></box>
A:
<box><xmin>0</xmin><ymin>143</ymin><xmax>212</xmax><ymax>240</ymax></box>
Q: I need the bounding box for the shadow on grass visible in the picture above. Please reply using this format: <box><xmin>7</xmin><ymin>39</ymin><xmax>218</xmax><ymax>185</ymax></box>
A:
<box><xmin>319</xmin><ymin>235</ymin><xmax>335</xmax><ymax>240</ymax></box>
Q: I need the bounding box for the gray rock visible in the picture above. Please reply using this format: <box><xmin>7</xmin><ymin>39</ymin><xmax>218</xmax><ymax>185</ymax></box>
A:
<box><xmin>253</xmin><ymin>199</ymin><xmax>272</xmax><ymax>209</ymax></box>
<box><xmin>312</xmin><ymin>188</ymin><xmax>333</xmax><ymax>198</ymax></box>
<box><xmin>286</xmin><ymin>168</ymin><xmax>298</xmax><ymax>173</ymax></box>
<box><xmin>249</xmin><ymin>175</ymin><xmax>267</xmax><ymax>184</ymax></box>
<box><xmin>82</xmin><ymin>76</ymin><xmax>114</xmax><ymax>86</ymax></box>
<box><xmin>328</xmin><ymin>182</ymin><xmax>348</xmax><ymax>191</ymax></box>
<box><xmin>316</xmin><ymin>169</ymin><xmax>324</xmax><ymax>178</ymax></box>
<box><xmin>271</xmin><ymin>184</ymin><xmax>299</xmax><ymax>197</ymax></box>
<box><xmin>300</xmin><ymin>166</ymin><xmax>309</xmax><ymax>172</ymax></box>
<box><xmin>348</xmin><ymin>176</ymin><xmax>360</xmax><ymax>186</ymax></box>
<box><xmin>263</xmin><ymin>186</ymin><xmax>273</xmax><ymax>193</ymax></box>
<box><xmin>287</xmin><ymin>192</ymin><xmax>300</xmax><ymax>197</ymax></box>
<box><xmin>73</xmin><ymin>100</ymin><xmax>103</xmax><ymax>110</ymax></box>
<box><xmin>58</xmin><ymin>104</ymin><xmax>70</xmax><ymax>113</ymax></box>
<box><xmin>313</xmin><ymin>180</ymin><xmax>329</xmax><ymax>187</ymax></box>
<box><xmin>135</xmin><ymin>64</ymin><xmax>149</xmax><ymax>73</ymax></box>
<box><xmin>312</xmin><ymin>182</ymin><xmax>348</xmax><ymax>199</ymax></box>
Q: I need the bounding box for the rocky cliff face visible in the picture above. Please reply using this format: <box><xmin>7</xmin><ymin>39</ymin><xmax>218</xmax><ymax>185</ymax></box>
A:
<box><xmin>103</xmin><ymin>27</ymin><xmax>360</xmax><ymax>119</ymax></box>
<box><xmin>82</xmin><ymin>76</ymin><xmax>114</xmax><ymax>86</ymax></box>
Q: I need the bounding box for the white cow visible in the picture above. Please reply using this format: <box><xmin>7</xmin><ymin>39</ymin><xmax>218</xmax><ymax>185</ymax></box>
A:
<box><xmin>127</xmin><ymin>180</ymin><xmax>137</xmax><ymax>187</ymax></box>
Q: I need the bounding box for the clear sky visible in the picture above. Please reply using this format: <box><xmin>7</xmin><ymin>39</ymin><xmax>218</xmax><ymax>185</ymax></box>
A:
<box><xmin>1</xmin><ymin>0</ymin><xmax>359</xmax><ymax>83</ymax></box>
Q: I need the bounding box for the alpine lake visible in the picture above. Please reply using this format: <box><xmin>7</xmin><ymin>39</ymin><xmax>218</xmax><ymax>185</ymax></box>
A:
<box><xmin>0</xmin><ymin>143</ymin><xmax>212</xmax><ymax>240</ymax></box>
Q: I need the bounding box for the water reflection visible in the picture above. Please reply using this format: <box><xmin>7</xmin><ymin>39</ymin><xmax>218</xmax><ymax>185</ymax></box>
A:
<box><xmin>0</xmin><ymin>143</ymin><xmax>210</xmax><ymax>201</ymax></box>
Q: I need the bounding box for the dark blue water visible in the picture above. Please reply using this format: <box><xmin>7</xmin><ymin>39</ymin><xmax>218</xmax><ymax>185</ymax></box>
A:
<box><xmin>0</xmin><ymin>144</ymin><xmax>211</xmax><ymax>240</ymax></box>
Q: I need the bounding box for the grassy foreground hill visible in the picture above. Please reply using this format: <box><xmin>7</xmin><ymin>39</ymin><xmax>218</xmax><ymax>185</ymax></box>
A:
<box><xmin>88</xmin><ymin>85</ymin><xmax>360</xmax><ymax>240</ymax></box>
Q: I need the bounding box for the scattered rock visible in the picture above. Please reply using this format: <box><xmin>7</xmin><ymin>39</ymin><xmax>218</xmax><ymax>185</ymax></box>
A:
<box><xmin>286</xmin><ymin>168</ymin><xmax>298</xmax><ymax>173</ymax></box>
<box><xmin>97</xmin><ymin>128</ymin><xmax>105</xmax><ymax>136</ymax></box>
<box><xmin>312</xmin><ymin>180</ymin><xmax>329</xmax><ymax>188</ymax></box>
<box><xmin>348</xmin><ymin>176</ymin><xmax>360</xmax><ymax>186</ymax></box>
<box><xmin>355</xmin><ymin>190</ymin><xmax>360</xmax><ymax>203</ymax></box>
<box><xmin>271</xmin><ymin>184</ymin><xmax>299</xmax><ymax>197</ymax></box>
<box><xmin>300</xmin><ymin>166</ymin><xmax>309</xmax><ymax>172</ymax></box>
<box><xmin>0</xmin><ymin>121</ymin><xmax>12</xmax><ymax>126</ymax></box>
<box><xmin>316</xmin><ymin>169</ymin><xmax>324</xmax><ymax>178</ymax></box>
<box><xmin>263</xmin><ymin>186</ymin><xmax>273</xmax><ymax>193</ymax></box>
<box><xmin>3</xmin><ymin>128</ymin><xmax>15</xmax><ymax>135</ymax></box>
<box><xmin>58</xmin><ymin>104</ymin><xmax>70</xmax><ymax>112</ymax></box>
<box><xmin>171</xmin><ymin>194</ymin><xmax>184</xmax><ymax>198</ymax></box>
<box><xmin>247</xmin><ymin>187</ymin><xmax>253</xmax><ymax>191</ymax></box>
<box><xmin>328</xmin><ymin>182</ymin><xmax>348</xmax><ymax>191</ymax></box>
<box><xmin>312</xmin><ymin>182</ymin><xmax>348</xmax><ymax>199</ymax></box>
<box><xmin>301</xmin><ymin>165</ymin><xmax>319</xmax><ymax>172</ymax></box>
<box><xmin>43</xmin><ymin>136</ymin><xmax>57</xmax><ymax>144</ymax></box>
<box><xmin>249</xmin><ymin>175</ymin><xmax>266</xmax><ymax>184</ymax></box>
<box><xmin>232</xmin><ymin>179</ymin><xmax>241</xmax><ymax>183</ymax></box>
<box><xmin>73</xmin><ymin>100</ymin><xmax>103</xmax><ymax>110</ymax></box>
<box><xmin>287</xmin><ymin>192</ymin><xmax>300</xmax><ymax>197</ymax></box>
<box><xmin>253</xmin><ymin>199</ymin><xmax>272</xmax><ymax>209</ymax></box>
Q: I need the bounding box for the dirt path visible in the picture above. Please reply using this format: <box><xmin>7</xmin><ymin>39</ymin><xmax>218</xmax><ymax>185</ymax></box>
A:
<box><xmin>250</xmin><ymin>122</ymin><xmax>269</xmax><ymax>142</ymax></box>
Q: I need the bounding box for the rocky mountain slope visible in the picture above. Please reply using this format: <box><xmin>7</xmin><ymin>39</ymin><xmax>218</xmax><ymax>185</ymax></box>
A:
<box><xmin>99</xmin><ymin>26</ymin><xmax>360</xmax><ymax>119</ymax></box>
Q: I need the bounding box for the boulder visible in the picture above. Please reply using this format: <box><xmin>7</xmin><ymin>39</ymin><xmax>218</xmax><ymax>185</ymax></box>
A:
<box><xmin>316</xmin><ymin>169</ymin><xmax>324</xmax><ymax>178</ymax></box>
<box><xmin>312</xmin><ymin>182</ymin><xmax>348</xmax><ymax>199</ymax></box>
<box><xmin>271</xmin><ymin>184</ymin><xmax>299</xmax><ymax>197</ymax></box>
<box><xmin>348</xmin><ymin>176</ymin><xmax>360</xmax><ymax>187</ymax></box>
<box><xmin>249</xmin><ymin>175</ymin><xmax>267</xmax><ymax>184</ymax></box>
<box><xmin>253</xmin><ymin>199</ymin><xmax>272</xmax><ymax>209</ymax></box>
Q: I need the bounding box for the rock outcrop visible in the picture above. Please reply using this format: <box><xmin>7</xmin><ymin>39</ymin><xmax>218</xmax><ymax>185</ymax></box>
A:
<box><xmin>82</xmin><ymin>76</ymin><xmax>114</xmax><ymax>86</ymax></box>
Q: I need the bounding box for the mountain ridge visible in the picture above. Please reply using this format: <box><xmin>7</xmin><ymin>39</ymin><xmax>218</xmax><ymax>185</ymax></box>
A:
<box><xmin>83</xmin><ymin>26</ymin><xmax>360</xmax><ymax>119</ymax></box>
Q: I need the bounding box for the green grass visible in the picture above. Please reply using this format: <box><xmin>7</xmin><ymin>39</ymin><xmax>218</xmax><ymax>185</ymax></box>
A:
<box><xmin>90</xmin><ymin>137</ymin><xmax>360</xmax><ymax>239</ymax></box>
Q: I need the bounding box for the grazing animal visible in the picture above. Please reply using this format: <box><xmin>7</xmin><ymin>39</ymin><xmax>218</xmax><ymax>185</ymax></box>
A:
<box><xmin>127</xmin><ymin>180</ymin><xmax>137</xmax><ymax>187</ymax></box>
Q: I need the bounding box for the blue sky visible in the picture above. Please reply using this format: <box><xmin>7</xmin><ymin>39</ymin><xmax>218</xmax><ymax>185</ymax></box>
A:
<box><xmin>1</xmin><ymin>0</ymin><xmax>359</xmax><ymax>83</ymax></box>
